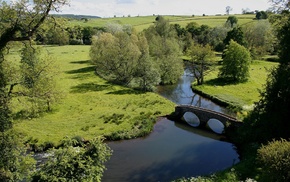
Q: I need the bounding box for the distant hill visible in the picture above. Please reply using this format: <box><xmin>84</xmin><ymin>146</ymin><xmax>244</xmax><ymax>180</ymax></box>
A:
<box><xmin>51</xmin><ymin>14</ymin><xmax>101</xmax><ymax>19</ymax></box>
<box><xmin>65</xmin><ymin>14</ymin><xmax>256</xmax><ymax>32</ymax></box>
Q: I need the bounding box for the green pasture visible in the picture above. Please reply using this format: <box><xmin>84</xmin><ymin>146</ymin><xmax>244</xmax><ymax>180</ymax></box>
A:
<box><xmin>67</xmin><ymin>14</ymin><xmax>256</xmax><ymax>31</ymax></box>
<box><xmin>193</xmin><ymin>60</ymin><xmax>278</xmax><ymax>112</ymax></box>
<box><xmin>12</xmin><ymin>45</ymin><xmax>175</xmax><ymax>149</ymax></box>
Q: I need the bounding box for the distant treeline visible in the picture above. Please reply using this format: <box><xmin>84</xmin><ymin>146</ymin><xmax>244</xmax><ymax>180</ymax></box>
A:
<box><xmin>51</xmin><ymin>14</ymin><xmax>101</xmax><ymax>20</ymax></box>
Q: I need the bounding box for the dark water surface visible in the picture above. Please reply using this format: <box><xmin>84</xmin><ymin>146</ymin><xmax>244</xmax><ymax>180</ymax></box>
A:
<box><xmin>102</xmin><ymin>70</ymin><xmax>239</xmax><ymax>182</ymax></box>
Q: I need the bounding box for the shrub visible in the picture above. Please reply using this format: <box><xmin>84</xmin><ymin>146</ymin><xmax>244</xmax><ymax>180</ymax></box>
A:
<box><xmin>257</xmin><ymin>139</ymin><xmax>290</xmax><ymax>182</ymax></box>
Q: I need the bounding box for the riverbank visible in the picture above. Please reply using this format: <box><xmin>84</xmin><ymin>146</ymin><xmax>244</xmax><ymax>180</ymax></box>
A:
<box><xmin>191</xmin><ymin>60</ymin><xmax>278</xmax><ymax>115</ymax></box>
<box><xmin>11</xmin><ymin>45</ymin><xmax>175</xmax><ymax>151</ymax></box>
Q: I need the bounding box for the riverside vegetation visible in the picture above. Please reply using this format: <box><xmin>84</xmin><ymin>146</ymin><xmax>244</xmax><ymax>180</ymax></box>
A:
<box><xmin>1</xmin><ymin>0</ymin><xmax>290</xmax><ymax>181</ymax></box>
<box><xmin>11</xmin><ymin>45</ymin><xmax>175</xmax><ymax>149</ymax></box>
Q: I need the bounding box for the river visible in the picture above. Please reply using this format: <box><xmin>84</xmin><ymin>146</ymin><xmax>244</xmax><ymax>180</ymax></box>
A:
<box><xmin>102</xmin><ymin>69</ymin><xmax>239</xmax><ymax>182</ymax></box>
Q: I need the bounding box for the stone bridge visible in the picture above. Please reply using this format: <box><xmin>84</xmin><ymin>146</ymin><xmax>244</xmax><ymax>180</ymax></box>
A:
<box><xmin>170</xmin><ymin>105</ymin><xmax>242</xmax><ymax>133</ymax></box>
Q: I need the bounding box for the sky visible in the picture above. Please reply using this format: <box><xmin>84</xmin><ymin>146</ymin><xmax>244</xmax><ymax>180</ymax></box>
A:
<box><xmin>56</xmin><ymin>0</ymin><xmax>271</xmax><ymax>17</ymax></box>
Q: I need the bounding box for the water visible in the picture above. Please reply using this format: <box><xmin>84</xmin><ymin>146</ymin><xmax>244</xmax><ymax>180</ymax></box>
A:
<box><xmin>156</xmin><ymin>68</ymin><xmax>233</xmax><ymax>115</ymax></box>
<box><xmin>102</xmin><ymin>70</ymin><xmax>239</xmax><ymax>182</ymax></box>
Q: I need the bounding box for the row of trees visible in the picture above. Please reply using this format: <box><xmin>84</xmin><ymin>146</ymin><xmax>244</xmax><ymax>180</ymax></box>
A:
<box><xmin>37</xmin><ymin>20</ymin><xmax>105</xmax><ymax>45</ymax></box>
<box><xmin>36</xmin><ymin>13</ymin><xmax>275</xmax><ymax>61</ymax></box>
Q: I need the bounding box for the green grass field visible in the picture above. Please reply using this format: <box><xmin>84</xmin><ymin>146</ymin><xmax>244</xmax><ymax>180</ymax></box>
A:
<box><xmin>67</xmin><ymin>14</ymin><xmax>256</xmax><ymax>31</ymax></box>
<box><xmin>12</xmin><ymin>45</ymin><xmax>175</xmax><ymax>150</ymax></box>
<box><xmin>193</xmin><ymin>60</ymin><xmax>278</xmax><ymax>112</ymax></box>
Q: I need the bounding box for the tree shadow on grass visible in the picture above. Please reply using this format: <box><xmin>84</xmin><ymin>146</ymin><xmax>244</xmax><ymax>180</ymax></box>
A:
<box><xmin>203</xmin><ymin>77</ymin><xmax>241</xmax><ymax>86</ymax></box>
<box><xmin>107</xmin><ymin>89</ymin><xmax>145</xmax><ymax>95</ymax></box>
<box><xmin>66</xmin><ymin>66</ymin><xmax>95</xmax><ymax>74</ymax></box>
<box><xmin>70</xmin><ymin>82</ymin><xmax>112</xmax><ymax>93</ymax></box>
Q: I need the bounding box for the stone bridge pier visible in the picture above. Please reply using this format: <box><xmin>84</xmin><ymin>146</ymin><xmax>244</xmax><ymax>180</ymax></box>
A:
<box><xmin>170</xmin><ymin>105</ymin><xmax>242</xmax><ymax>134</ymax></box>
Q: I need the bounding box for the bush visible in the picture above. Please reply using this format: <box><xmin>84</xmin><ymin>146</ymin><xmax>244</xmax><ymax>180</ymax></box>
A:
<box><xmin>257</xmin><ymin>139</ymin><xmax>290</xmax><ymax>182</ymax></box>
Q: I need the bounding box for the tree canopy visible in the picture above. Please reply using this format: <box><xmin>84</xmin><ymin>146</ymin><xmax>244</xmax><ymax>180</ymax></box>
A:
<box><xmin>226</xmin><ymin>16</ymin><xmax>238</xmax><ymax>27</ymax></box>
<box><xmin>189</xmin><ymin>44</ymin><xmax>215</xmax><ymax>85</ymax></box>
<box><xmin>223</xmin><ymin>26</ymin><xmax>247</xmax><ymax>47</ymax></box>
<box><xmin>219</xmin><ymin>40</ymin><xmax>251</xmax><ymax>82</ymax></box>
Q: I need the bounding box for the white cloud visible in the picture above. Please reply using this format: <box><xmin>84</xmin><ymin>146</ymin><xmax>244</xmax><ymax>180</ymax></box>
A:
<box><xmin>57</xmin><ymin>0</ymin><xmax>271</xmax><ymax>17</ymax></box>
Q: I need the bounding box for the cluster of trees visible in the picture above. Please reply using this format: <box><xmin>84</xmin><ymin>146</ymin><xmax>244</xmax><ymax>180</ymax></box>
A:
<box><xmin>90</xmin><ymin>13</ymin><xmax>275</xmax><ymax>88</ymax></box>
<box><xmin>36</xmin><ymin>19</ymin><xmax>105</xmax><ymax>45</ymax></box>
<box><xmin>0</xmin><ymin>1</ymin><xmax>111</xmax><ymax>181</ymax></box>
<box><xmin>90</xmin><ymin>16</ymin><xmax>183</xmax><ymax>91</ymax></box>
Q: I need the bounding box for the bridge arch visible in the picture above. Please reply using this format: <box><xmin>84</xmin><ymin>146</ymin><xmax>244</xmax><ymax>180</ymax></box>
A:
<box><xmin>170</xmin><ymin>105</ymin><xmax>242</xmax><ymax>133</ymax></box>
<box><xmin>207</xmin><ymin>118</ymin><xmax>225</xmax><ymax>134</ymax></box>
<box><xmin>183</xmin><ymin>112</ymin><xmax>201</xmax><ymax>127</ymax></box>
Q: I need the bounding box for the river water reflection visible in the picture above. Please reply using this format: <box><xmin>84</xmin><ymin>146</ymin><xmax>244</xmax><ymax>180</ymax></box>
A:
<box><xmin>102</xmin><ymin>70</ymin><xmax>239</xmax><ymax>182</ymax></box>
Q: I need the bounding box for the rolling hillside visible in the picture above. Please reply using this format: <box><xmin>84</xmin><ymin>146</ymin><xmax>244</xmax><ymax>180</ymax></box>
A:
<box><xmin>65</xmin><ymin>14</ymin><xmax>256</xmax><ymax>31</ymax></box>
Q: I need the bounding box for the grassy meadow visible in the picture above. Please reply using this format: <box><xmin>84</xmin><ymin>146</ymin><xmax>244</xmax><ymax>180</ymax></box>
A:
<box><xmin>11</xmin><ymin>13</ymin><xmax>272</xmax><ymax>150</ymax></box>
<box><xmin>192</xmin><ymin>60</ymin><xmax>278</xmax><ymax>112</ymax></box>
<box><xmin>12</xmin><ymin>45</ymin><xmax>175</xmax><ymax>150</ymax></box>
<box><xmin>67</xmin><ymin>14</ymin><xmax>256</xmax><ymax>31</ymax></box>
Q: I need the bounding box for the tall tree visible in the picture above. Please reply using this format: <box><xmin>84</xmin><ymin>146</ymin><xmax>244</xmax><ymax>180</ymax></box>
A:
<box><xmin>0</xmin><ymin>1</ymin><xmax>68</xmax><ymax>180</ymax></box>
<box><xmin>134</xmin><ymin>33</ymin><xmax>160</xmax><ymax>91</ymax></box>
<box><xmin>189</xmin><ymin>44</ymin><xmax>215</xmax><ymax>85</ymax></box>
<box><xmin>239</xmin><ymin>9</ymin><xmax>290</xmax><ymax>144</ymax></box>
<box><xmin>208</xmin><ymin>26</ymin><xmax>231</xmax><ymax>52</ymax></box>
<box><xmin>219</xmin><ymin>40</ymin><xmax>251</xmax><ymax>82</ymax></box>
<box><xmin>145</xmin><ymin>16</ymin><xmax>184</xmax><ymax>85</ymax></box>
<box><xmin>256</xmin><ymin>11</ymin><xmax>268</xmax><ymax>19</ymax></box>
<box><xmin>226</xmin><ymin>6</ymin><xmax>233</xmax><ymax>15</ymax></box>
<box><xmin>18</xmin><ymin>44</ymin><xmax>62</xmax><ymax>115</ymax></box>
<box><xmin>223</xmin><ymin>26</ymin><xmax>247</xmax><ymax>47</ymax></box>
<box><xmin>226</xmin><ymin>16</ymin><xmax>238</xmax><ymax>27</ymax></box>
<box><xmin>270</xmin><ymin>11</ymin><xmax>290</xmax><ymax>63</ymax></box>
<box><xmin>243</xmin><ymin>21</ymin><xmax>275</xmax><ymax>58</ymax></box>
<box><xmin>90</xmin><ymin>32</ymin><xmax>141</xmax><ymax>85</ymax></box>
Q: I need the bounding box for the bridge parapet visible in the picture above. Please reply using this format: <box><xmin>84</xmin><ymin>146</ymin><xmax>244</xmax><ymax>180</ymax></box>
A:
<box><xmin>171</xmin><ymin>105</ymin><xmax>242</xmax><ymax>130</ymax></box>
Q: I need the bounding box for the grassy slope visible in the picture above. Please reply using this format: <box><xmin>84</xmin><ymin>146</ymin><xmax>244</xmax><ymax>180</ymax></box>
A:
<box><xmin>13</xmin><ymin>45</ymin><xmax>175</xmax><ymax>147</ymax></box>
<box><xmin>67</xmin><ymin>14</ymin><xmax>256</xmax><ymax>31</ymax></box>
<box><xmin>193</xmin><ymin>60</ymin><xmax>278</xmax><ymax>111</ymax></box>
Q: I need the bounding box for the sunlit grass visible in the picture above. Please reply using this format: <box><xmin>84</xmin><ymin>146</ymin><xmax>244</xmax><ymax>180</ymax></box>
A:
<box><xmin>193</xmin><ymin>60</ymin><xmax>278</xmax><ymax>110</ymax></box>
<box><xmin>12</xmin><ymin>45</ymin><xmax>175</xmax><ymax>149</ymax></box>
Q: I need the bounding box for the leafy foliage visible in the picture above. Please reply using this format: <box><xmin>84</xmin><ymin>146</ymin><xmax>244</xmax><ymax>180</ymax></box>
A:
<box><xmin>219</xmin><ymin>40</ymin><xmax>251</xmax><ymax>82</ymax></box>
<box><xmin>208</xmin><ymin>26</ymin><xmax>231</xmax><ymax>52</ymax></box>
<box><xmin>90</xmin><ymin>31</ymin><xmax>140</xmax><ymax>85</ymax></box>
<box><xmin>0</xmin><ymin>130</ymin><xmax>35</xmax><ymax>181</ymax></box>
<box><xmin>243</xmin><ymin>21</ymin><xmax>275</xmax><ymax>58</ymax></box>
<box><xmin>6</xmin><ymin>44</ymin><xmax>63</xmax><ymax>117</ymax></box>
<box><xmin>0</xmin><ymin>1</ymin><xmax>68</xmax><ymax>180</ymax></box>
<box><xmin>223</xmin><ymin>26</ymin><xmax>247</xmax><ymax>47</ymax></box>
<box><xmin>188</xmin><ymin>44</ymin><xmax>215</xmax><ymax>85</ymax></box>
<box><xmin>270</xmin><ymin>11</ymin><xmax>290</xmax><ymax>64</ymax></box>
<box><xmin>145</xmin><ymin>16</ymin><xmax>184</xmax><ymax>84</ymax></box>
<box><xmin>32</xmin><ymin>137</ymin><xmax>112</xmax><ymax>182</ymax></box>
<box><xmin>257</xmin><ymin>139</ymin><xmax>290</xmax><ymax>182</ymax></box>
<box><xmin>240</xmin><ymin>63</ymin><xmax>290</xmax><ymax>143</ymax></box>
<box><xmin>255</xmin><ymin>11</ymin><xmax>268</xmax><ymax>20</ymax></box>
<box><xmin>226</xmin><ymin>16</ymin><xmax>238</xmax><ymax>27</ymax></box>
<box><xmin>90</xmin><ymin>29</ymin><xmax>160</xmax><ymax>90</ymax></box>
<box><xmin>237</xmin><ymin>12</ymin><xmax>290</xmax><ymax>145</ymax></box>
